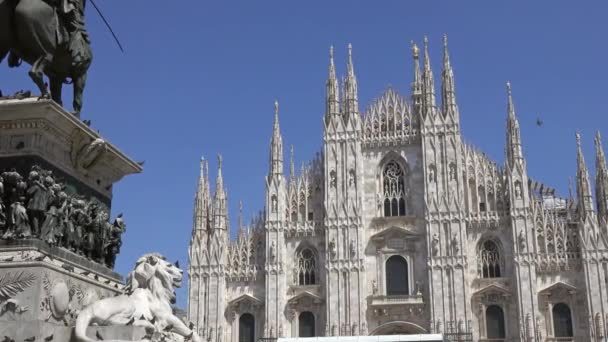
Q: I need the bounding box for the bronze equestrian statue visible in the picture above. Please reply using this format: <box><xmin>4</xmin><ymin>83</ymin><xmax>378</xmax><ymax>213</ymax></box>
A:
<box><xmin>0</xmin><ymin>0</ymin><xmax>92</xmax><ymax>117</ymax></box>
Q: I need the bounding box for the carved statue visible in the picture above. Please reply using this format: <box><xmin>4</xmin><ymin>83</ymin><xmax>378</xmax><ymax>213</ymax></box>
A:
<box><xmin>518</xmin><ymin>230</ymin><xmax>526</xmax><ymax>252</ymax></box>
<box><xmin>74</xmin><ymin>253</ymin><xmax>201</xmax><ymax>342</ymax></box>
<box><xmin>449</xmin><ymin>164</ymin><xmax>457</xmax><ymax>181</ymax></box>
<box><xmin>329</xmin><ymin>238</ymin><xmax>337</xmax><ymax>259</ymax></box>
<box><xmin>451</xmin><ymin>234</ymin><xmax>459</xmax><ymax>255</ymax></box>
<box><xmin>372</xmin><ymin>280</ymin><xmax>378</xmax><ymax>294</ymax></box>
<box><xmin>269</xmin><ymin>241</ymin><xmax>276</xmax><ymax>263</ymax></box>
<box><xmin>0</xmin><ymin>165</ymin><xmax>126</xmax><ymax>267</ymax></box>
<box><xmin>432</xmin><ymin>233</ymin><xmax>439</xmax><ymax>256</ymax></box>
<box><xmin>0</xmin><ymin>0</ymin><xmax>93</xmax><ymax>116</ymax></box>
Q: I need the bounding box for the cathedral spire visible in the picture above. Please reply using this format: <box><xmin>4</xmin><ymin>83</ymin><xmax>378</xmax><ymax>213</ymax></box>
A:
<box><xmin>506</xmin><ymin>82</ymin><xmax>524</xmax><ymax>168</ymax></box>
<box><xmin>289</xmin><ymin>145</ymin><xmax>295</xmax><ymax>182</ymax></box>
<box><xmin>411</xmin><ymin>40</ymin><xmax>423</xmax><ymax>115</ymax></box>
<box><xmin>193</xmin><ymin>156</ymin><xmax>209</xmax><ymax>235</ymax></box>
<box><xmin>213</xmin><ymin>154</ymin><xmax>228</xmax><ymax>231</ymax></box>
<box><xmin>422</xmin><ymin>36</ymin><xmax>436</xmax><ymax>115</ymax></box>
<box><xmin>343</xmin><ymin>43</ymin><xmax>359</xmax><ymax>116</ymax></box>
<box><xmin>595</xmin><ymin>131</ymin><xmax>608</xmax><ymax>223</ymax></box>
<box><xmin>237</xmin><ymin>200</ymin><xmax>245</xmax><ymax>239</ymax></box>
<box><xmin>269</xmin><ymin>100</ymin><xmax>284</xmax><ymax>177</ymax></box>
<box><xmin>576</xmin><ymin>132</ymin><xmax>595</xmax><ymax>220</ymax></box>
<box><xmin>441</xmin><ymin>34</ymin><xmax>458</xmax><ymax>119</ymax></box>
<box><xmin>325</xmin><ymin>46</ymin><xmax>340</xmax><ymax>119</ymax></box>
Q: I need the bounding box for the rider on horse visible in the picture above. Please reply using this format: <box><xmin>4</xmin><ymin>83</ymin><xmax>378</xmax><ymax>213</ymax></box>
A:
<box><xmin>57</xmin><ymin>0</ymin><xmax>92</xmax><ymax>73</ymax></box>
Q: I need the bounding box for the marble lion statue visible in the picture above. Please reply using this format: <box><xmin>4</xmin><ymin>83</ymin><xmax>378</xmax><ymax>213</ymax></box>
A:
<box><xmin>75</xmin><ymin>253</ymin><xmax>201</xmax><ymax>342</ymax></box>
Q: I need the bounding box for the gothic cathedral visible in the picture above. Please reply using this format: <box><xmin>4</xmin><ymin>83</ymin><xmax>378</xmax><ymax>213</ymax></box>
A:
<box><xmin>187</xmin><ymin>35</ymin><xmax>608</xmax><ymax>342</ymax></box>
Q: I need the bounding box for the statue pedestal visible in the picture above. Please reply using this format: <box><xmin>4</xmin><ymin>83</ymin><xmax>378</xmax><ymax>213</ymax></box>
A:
<box><xmin>0</xmin><ymin>98</ymin><xmax>142</xmax><ymax>341</ymax></box>
<box><xmin>0</xmin><ymin>98</ymin><xmax>141</xmax><ymax>207</ymax></box>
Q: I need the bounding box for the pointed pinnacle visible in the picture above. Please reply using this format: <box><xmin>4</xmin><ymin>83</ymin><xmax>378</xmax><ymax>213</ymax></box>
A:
<box><xmin>596</xmin><ymin>131</ymin><xmax>607</xmax><ymax>169</ymax></box>
<box><xmin>217</xmin><ymin>154</ymin><xmax>223</xmax><ymax>171</ymax></box>
<box><xmin>274</xmin><ymin>100</ymin><xmax>279</xmax><ymax>118</ymax></box>
<box><xmin>273</xmin><ymin>100</ymin><xmax>280</xmax><ymax>131</ymax></box>
<box><xmin>423</xmin><ymin>35</ymin><xmax>430</xmax><ymax>69</ymax></box>
<box><xmin>576</xmin><ymin>132</ymin><xmax>587</xmax><ymax>171</ymax></box>
<box><xmin>290</xmin><ymin>145</ymin><xmax>295</xmax><ymax>177</ymax></box>
<box><xmin>328</xmin><ymin>45</ymin><xmax>336</xmax><ymax>79</ymax></box>
<box><xmin>347</xmin><ymin>43</ymin><xmax>354</xmax><ymax>76</ymax></box>
<box><xmin>443</xmin><ymin>34</ymin><xmax>451</xmax><ymax>68</ymax></box>
<box><xmin>506</xmin><ymin>81</ymin><xmax>515</xmax><ymax>118</ymax></box>
<box><xmin>238</xmin><ymin>200</ymin><xmax>243</xmax><ymax>228</ymax></box>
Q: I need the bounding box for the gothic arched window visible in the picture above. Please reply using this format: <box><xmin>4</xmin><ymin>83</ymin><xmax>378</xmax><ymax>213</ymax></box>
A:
<box><xmin>239</xmin><ymin>313</ymin><xmax>255</xmax><ymax>342</ymax></box>
<box><xmin>553</xmin><ymin>303</ymin><xmax>573</xmax><ymax>337</ymax></box>
<box><xmin>296</xmin><ymin>248</ymin><xmax>317</xmax><ymax>285</ymax></box>
<box><xmin>382</xmin><ymin>160</ymin><xmax>407</xmax><ymax>217</ymax></box>
<box><xmin>386</xmin><ymin>255</ymin><xmax>409</xmax><ymax>295</ymax></box>
<box><xmin>478</xmin><ymin>240</ymin><xmax>501</xmax><ymax>278</ymax></box>
<box><xmin>486</xmin><ymin>305</ymin><xmax>506</xmax><ymax>339</ymax></box>
<box><xmin>299</xmin><ymin>311</ymin><xmax>315</xmax><ymax>337</ymax></box>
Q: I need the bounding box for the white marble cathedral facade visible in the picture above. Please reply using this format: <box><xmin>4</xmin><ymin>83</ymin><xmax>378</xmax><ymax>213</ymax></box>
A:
<box><xmin>187</xmin><ymin>35</ymin><xmax>608</xmax><ymax>342</ymax></box>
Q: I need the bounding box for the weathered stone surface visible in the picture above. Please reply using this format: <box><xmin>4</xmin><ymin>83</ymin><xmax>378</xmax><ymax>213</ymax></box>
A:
<box><xmin>0</xmin><ymin>98</ymin><xmax>142</xmax><ymax>203</ymax></box>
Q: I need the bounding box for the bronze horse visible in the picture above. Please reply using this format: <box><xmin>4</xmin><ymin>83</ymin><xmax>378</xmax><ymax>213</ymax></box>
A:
<box><xmin>0</xmin><ymin>0</ymin><xmax>92</xmax><ymax>116</ymax></box>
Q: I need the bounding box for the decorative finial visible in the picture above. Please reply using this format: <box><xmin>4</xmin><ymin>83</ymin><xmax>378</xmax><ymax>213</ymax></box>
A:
<box><xmin>424</xmin><ymin>35</ymin><xmax>429</xmax><ymax>45</ymax></box>
<box><xmin>506</xmin><ymin>81</ymin><xmax>512</xmax><ymax>96</ymax></box>
<box><xmin>576</xmin><ymin>131</ymin><xmax>582</xmax><ymax>148</ymax></box>
<box><xmin>443</xmin><ymin>34</ymin><xmax>448</xmax><ymax>47</ymax></box>
<box><xmin>411</xmin><ymin>40</ymin><xmax>419</xmax><ymax>59</ymax></box>
<box><xmin>274</xmin><ymin>100</ymin><xmax>279</xmax><ymax>115</ymax></box>
<box><xmin>200</xmin><ymin>155</ymin><xmax>205</xmax><ymax>173</ymax></box>
<box><xmin>330</xmin><ymin>45</ymin><xmax>334</xmax><ymax>59</ymax></box>
<box><xmin>348</xmin><ymin>43</ymin><xmax>352</xmax><ymax>57</ymax></box>
<box><xmin>217</xmin><ymin>154</ymin><xmax>223</xmax><ymax>170</ymax></box>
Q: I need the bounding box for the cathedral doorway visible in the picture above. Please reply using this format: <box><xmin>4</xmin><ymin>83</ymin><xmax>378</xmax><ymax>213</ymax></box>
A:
<box><xmin>239</xmin><ymin>313</ymin><xmax>255</xmax><ymax>342</ymax></box>
<box><xmin>370</xmin><ymin>321</ymin><xmax>427</xmax><ymax>335</ymax></box>
<box><xmin>298</xmin><ymin>311</ymin><xmax>316</xmax><ymax>337</ymax></box>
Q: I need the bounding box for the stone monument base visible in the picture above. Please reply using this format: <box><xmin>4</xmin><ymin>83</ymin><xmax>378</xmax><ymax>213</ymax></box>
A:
<box><xmin>0</xmin><ymin>239</ymin><xmax>123</xmax><ymax>341</ymax></box>
<box><xmin>0</xmin><ymin>321</ymin><xmax>147</xmax><ymax>342</ymax></box>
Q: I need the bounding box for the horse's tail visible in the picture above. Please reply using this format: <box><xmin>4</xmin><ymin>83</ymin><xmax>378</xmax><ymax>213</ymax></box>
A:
<box><xmin>74</xmin><ymin>303</ymin><xmax>146</xmax><ymax>342</ymax></box>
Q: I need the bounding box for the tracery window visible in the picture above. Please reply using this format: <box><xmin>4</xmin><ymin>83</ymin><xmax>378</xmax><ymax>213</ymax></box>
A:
<box><xmin>382</xmin><ymin>161</ymin><xmax>407</xmax><ymax>217</ymax></box>
<box><xmin>478</xmin><ymin>240</ymin><xmax>501</xmax><ymax>278</ymax></box>
<box><xmin>553</xmin><ymin>303</ymin><xmax>573</xmax><ymax>337</ymax></box>
<box><xmin>386</xmin><ymin>255</ymin><xmax>409</xmax><ymax>295</ymax></box>
<box><xmin>486</xmin><ymin>305</ymin><xmax>506</xmax><ymax>339</ymax></box>
<box><xmin>296</xmin><ymin>248</ymin><xmax>317</xmax><ymax>285</ymax></box>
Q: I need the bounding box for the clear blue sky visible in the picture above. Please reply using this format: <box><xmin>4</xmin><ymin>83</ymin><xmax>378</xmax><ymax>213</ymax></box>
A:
<box><xmin>2</xmin><ymin>1</ymin><xmax>607</xmax><ymax>308</ymax></box>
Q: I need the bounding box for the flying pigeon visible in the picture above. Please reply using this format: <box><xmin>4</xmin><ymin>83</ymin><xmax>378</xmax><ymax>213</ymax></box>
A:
<box><xmin>95</xmin><ymin>331</ymin><xmax>104</xmax><ymax>341</ymax></box>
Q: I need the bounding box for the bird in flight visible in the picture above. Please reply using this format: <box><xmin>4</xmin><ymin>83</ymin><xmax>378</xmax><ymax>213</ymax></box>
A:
<box><xmin>536</xmin><ymin>118</ymin><xmax>543</xmax><ymax>127</ymax></box>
